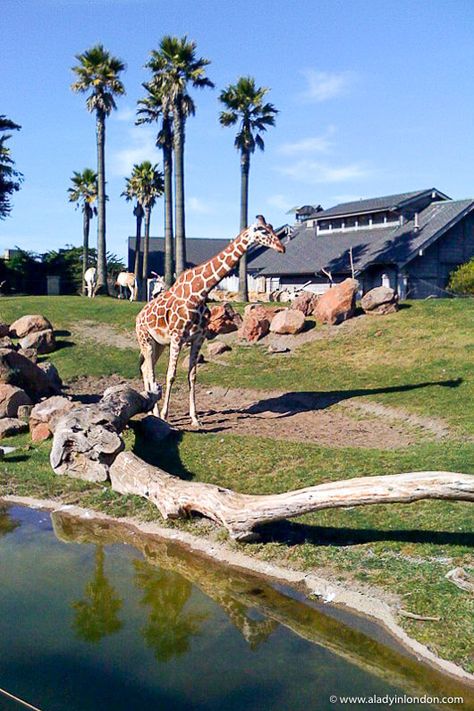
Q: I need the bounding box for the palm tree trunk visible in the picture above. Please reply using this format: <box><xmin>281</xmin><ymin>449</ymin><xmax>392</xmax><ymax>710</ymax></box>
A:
<box><xmin>142</xmin><ymin>205</ymin><xmax>151</xmax><ymax>300</ymax></box>
<box><xmin>133</xmin><ymin>203</ymin><xmax>144</xmax><ymax>279</ymax></box>
<box><xmin>173</xmin><ymin>108</ymin><xmax>186</xmax><ymax>276</ymax></box>
<box><xmin>82</xmin><ymin>206</ymin><xmax>90</xmax><ymax>296</ymax></box>
<box><xmin>239</xmin><ymin>150</ymin><xmax>250</xmax><ymax>302</ymax></box>
<box><xmin>163</xmin><ymin>141</ymin><xmax>174</xmax><ymax>287</ymax></box>
<box><xmin>96</xmin><ymin>110</ymin><xmax>108</xmax><ymax>295</ymax></box>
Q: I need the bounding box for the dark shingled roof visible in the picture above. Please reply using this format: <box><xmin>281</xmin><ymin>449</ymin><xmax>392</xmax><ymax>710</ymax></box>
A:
<box><xmin>312</xmin><ymin>189</ymin><xmax>448</xmax><ymax>219</ymax></box>
<box><xmin>255</xmin><ymin>199</ymin><xmax>474</xmax><ymax>276</ymax></box>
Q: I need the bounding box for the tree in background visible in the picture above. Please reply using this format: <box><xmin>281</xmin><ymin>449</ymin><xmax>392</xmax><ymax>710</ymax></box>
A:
<box><xmin>448</xmin><ymin>258</ymin><xmax>474</xmax><ymax>295</ymax></box>
<box><xmin>68</xmin><ymin>168</ymin><xmax>98</xmax><ymax>294</ymax></box>
<box><xmin>145</xmin><ymin>36</ymin><xmax>214</xmax><ymax>276</ymax></box>
<box><xmin>43</xmin><ymin>246</ymin><xmax>125</xmax><ymax>294</ymax></box>
<box><xmin>71</xmin><ymin>45</ymin><xmax>125</xmax><ymax>295</ymax></box>
<box><xmin>122</xmin><ymin>161</ymin><xmax>164</xmax><ymax>298</ymax></box>
<box><xmin>137</xmin><ymin>82</ymin><xmax>175</xmax><ymax>287</ymax></box>
<box><xmin>122</xmin><ymin>171</ymin><xmax>145</xmax><ymax>280</ymax></box>
<box><xmin>219</xmin><ymin>77</ymin><xmax>277</xmax><ymax>301</ymax></box>
<box><xmin>0</xmin><ymin>116</ymin><xmax>23</xmax><ymax>219</ymax></box>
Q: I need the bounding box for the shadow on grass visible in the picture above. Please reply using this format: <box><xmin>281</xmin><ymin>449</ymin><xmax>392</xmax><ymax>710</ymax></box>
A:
<box><xmin>54</xmin><ymin>329</ymin><xmax>72</xmax><ymax>337</ymax></box>
<box><xmin>132</xmin><ymin>428</ymin><xmax>194</xmax><ymax>481</ymax></box>
<box><xmin>253</xmin><ymin>520</ymin><xmax>474</xmax><ymax>548</ymax></box>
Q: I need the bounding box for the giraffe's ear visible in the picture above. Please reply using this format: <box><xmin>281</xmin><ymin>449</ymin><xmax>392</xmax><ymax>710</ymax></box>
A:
<box><xmin>255</xmin><ymin>214</ymin><xmax>267</xmax><ymax>226</ymax></box>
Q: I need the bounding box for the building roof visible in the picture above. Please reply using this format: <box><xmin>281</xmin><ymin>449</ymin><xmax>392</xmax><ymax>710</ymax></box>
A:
<box><xmin>255</xmin><ymin>198</ymin><xmax>474</xmax><ymax>277</ymax></box>
<box><xmin>311</xmin><ymin>188</ymin><xmax>449</xmax><ymax>219</ymax></box>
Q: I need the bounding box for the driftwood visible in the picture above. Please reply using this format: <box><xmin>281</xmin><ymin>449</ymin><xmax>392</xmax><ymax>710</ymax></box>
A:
<box><xmin>50</xmin><ymin>385</ymin><xmax>160</xmax><ymax>482</ymax></box>
<box><xmin>109</xmin><ymin>451</ymin><xmax>474</xmax><ymax>541</ymax></box>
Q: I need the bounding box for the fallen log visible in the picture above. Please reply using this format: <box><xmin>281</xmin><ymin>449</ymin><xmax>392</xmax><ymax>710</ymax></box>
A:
<box><xmin>50</xmin><ymin>385</ymin><xmax>160</xmax><ymax>482</ymax></box>
<box><xmin>109</xmin><ymin>451</ymin><xmax>474</xmax><ymax>541</ymax></box>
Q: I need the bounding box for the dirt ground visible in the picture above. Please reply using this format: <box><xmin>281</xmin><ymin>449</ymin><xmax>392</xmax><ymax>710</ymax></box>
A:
<box><xmin>68</xmin><ymin>375</ymin><xmax>448</xmax><ymax>449</ymax></box>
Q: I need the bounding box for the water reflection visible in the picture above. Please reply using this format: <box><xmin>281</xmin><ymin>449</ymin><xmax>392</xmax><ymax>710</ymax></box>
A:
<box><xmin>72</xmin><ymin>545</ymin><xmax>123</xmax><ymax>643</ymax></box>
<box><xmin>51</xmin><ymin>510</ymin><xmax>473</xmax><ymax>706</ymax></box>
<box><xmin>0</xmin><ymin>504</ymin><xmax>20</xmax><ymax>538</ymax></box>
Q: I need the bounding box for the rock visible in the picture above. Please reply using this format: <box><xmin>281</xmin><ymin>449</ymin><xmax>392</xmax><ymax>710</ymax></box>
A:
<box><xmin>0</xmin><ymin>417</ymin><xmax>28</xmax><ymax>438</ymax></box>
<box><xmin>207</xmin><ymin>303</ymin><xmax>242</xmax><ymax>336</ymax></box>
<box><xmin>269</xmin><ymin>308</ymin><xmax>305</xmax><ymax>335</ymax></box>
<box><xmin>0</xmin><ymin>350</ymin><xmax>59</xmax><ymax>399</ymax></box>
<box><xmin>239</xmin><ymin>305</ymin><xmax>276</xmax><ymax>343</ymax></box>
<box><xmin>9</xmin><ymin>314</ymin><xmax>53</xmax><ymax>339</ymax></box>
<box><xmin>0</xmin><ymin>384</ymin><xmax>32</xmax><ymax>418</ymax></box>
<box><xmin>0</xmin><ymin>336</ymin><xmax>15</xmax><ymax>350</ymax></box>
<box><xmin>361</xmin><ymin>286</ymin><xmax>399</xmax><ymax>315</ymax></box>
<box><xmin>29</xmin><ymin>395</ymin><xmax>75</xmax><ymax>439</ymax></box>
<box><xmin>313</xmin><ymin>279</ymin><xmax>359</xmax><ymax>325</ymax></box>
<box><xmin>134</xmin><ymin>415</ymin><xmax>172</xmax><ymax>442</ymax></box>
<box><xmin>19</xmin><ymin>328</ymin><xmax>56</xmax><ymax>354</ymax></box>
<box><xmin>38</xmin><ymin>362</ymin><xmax>62</xmax><ymax>391</ymax></box>
<box><xmin>181</xmin><ymin>353</ymin><xmax>205</xmax><ymax>371</ymax></box>
<box><xmin>0</xmin><ymin>323</ymin><xmax>10</xmax><ymax>338</ymax></box>
<box><xmin>18</xmin><ymin>347</ymin><xmax>38</xmax><ymax>363</ymax></box>
<box><xmin>31</xmin><ymin>421</ymin><xmax>52</xmax><ymax>442</ymax></box>
<box><xmin>207</xmin><ymin>340</ymin><xmax>231</xmax><ymax>357</ymax></box>
<box><xmin>17</xmin><ymin>404</ymin><xmax>34</xmax><ymax>421</ymax></box>
<box><xmin>291</xmin><ymin>291</ymin><xmax>318</xmax><ymax>316</ymax></box>
<box><xmin>267</xmin><ymin>344</ymin><xmax>290</xmax><ymax>354</ymax></box>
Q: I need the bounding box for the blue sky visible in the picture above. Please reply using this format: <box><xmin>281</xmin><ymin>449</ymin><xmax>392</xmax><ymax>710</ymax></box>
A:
<box><xmin>3</xmin><ymin>0</ymin><xmax>474</xmax><ymax>262</ymax></box>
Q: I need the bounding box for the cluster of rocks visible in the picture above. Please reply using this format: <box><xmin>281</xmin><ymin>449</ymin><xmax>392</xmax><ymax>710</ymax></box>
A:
<box><xmin>0</xmin><ymin>314</ymin><xmax>70</xmax><ymax>441</ymax></box>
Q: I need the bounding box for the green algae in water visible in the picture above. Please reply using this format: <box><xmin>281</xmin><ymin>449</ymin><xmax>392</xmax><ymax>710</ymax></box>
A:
<box><xmin>0</xmin><ymin>505</ymin><xmax>470</xmax><ymax>711</ymax></box>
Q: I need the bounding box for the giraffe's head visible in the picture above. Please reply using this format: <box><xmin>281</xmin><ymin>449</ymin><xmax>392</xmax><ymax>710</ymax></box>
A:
<box><xmin>248</xmin><ymin>215</ymin><xmax>286</xmax><ymax>253</ymax></box>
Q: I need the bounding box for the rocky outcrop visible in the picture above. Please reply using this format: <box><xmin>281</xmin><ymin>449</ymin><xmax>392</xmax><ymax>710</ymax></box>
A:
<box><xmin>29</xmin><ymin>396</ymin><xmax>75</xmax><ymax>442</ymax></box>
<box><xmin>0</xmin><ymin>417</ymin><xmax>28</xmax><ymax>438</ymax></box>
<box><xmin>207</xmin><ymin>303</ymin><xmax>242</xmax><ymax>336</ymax></box>
<box><xmin>239</xmin><ymin>305</ymin><xmax>279</xmax><ymax>343</ymax></box>
<box><xmin>0</xmin><ymin>384</ymin><xmax>32</xmax><ymax>418</ymax></box>
<box><xmin>207</xmin><ymin>340</ymin><xmax>231</xmax><ymax>357</ymax></box>
<box><xmin>9</xmin><ymin>314</ymin><xmax>53</xmax><ymax>338</ymax></box>
<box><xmin>19</xmin><ymin>328</ymin><xmax>56</xmax><ymax>354</ymax></box>
<box><xmin>313</xmin><ymin>279</ymin><xmax>358</xmax><ymax>325</ymax></box>
<box><xmin>291</xmin><ymin>291</ymin><xmax>318</xmax><ymax>316</ymax></box>
<box><xmin>361</xmin><ymin>286</ymin><xmax>399</xmax><ymax>315</ymax></box>
<box><xmin>38</xmin><ymin>362</ymin><xmax>62</xmax><ymax>391</ymax></box>
<box><xmin>269</xmin><ymin>308</ymin><xmax>305</xmax><ymax>335</ymax></box>
<box><xmin>0</xmin><ymin>349</ymin><xmax>60</xmax><ymax>399</ymax></box>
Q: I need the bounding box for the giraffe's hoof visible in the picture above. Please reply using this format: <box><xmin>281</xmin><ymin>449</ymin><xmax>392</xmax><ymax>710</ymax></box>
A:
<box><xmin>190</xmin><ymin>417</ymin><xmax>202</xmax><ymax>429</ymax></box>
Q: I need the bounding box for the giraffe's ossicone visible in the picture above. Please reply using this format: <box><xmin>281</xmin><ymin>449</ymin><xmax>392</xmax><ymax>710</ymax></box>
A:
<box><xmin>136</xmin><ymin>215</ymin><xmax>285</xmax><ymax>427</ymax></box>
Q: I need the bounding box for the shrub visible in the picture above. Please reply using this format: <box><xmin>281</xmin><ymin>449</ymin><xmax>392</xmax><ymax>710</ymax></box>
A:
<box><xmin>448</xmin><ymin>258</ymin><xmax>474</xmax><ymax>295</ymax></box>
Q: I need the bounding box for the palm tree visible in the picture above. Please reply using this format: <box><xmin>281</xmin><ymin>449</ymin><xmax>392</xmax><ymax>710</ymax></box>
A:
<box><xmin>0</xmin><ymin>116</ymin><xmax>23</xmax><ymax>220</ymax></box>
<box><xmin>145</xmin><ymin>36</ymin><xmax>214</xmax><ymax>276</ymax></box>
<box><xmin>122</xmin><ymin>172</ymin><xmax>145</xmax><ymax>280</ymax></box>
<box><xmin>122</xmin><ymin>161</ymin><xmax>164</xmax><ymax>298</ymax></box>
<box><xmin>68</xmin><ymin>168</ymin><xmax>98</xmax><ymax>294</ymax></box>
<box><xmin>71</xmin><ymin>45</ymin><xmax>125</xmax><ymax>294</ymax></box>
<box><xmin>137</xmin><ymin>82</ymin><xmax>175</xmax><ymax>287</ymax></box>
<box><xmin>219</xmin><ymin>77</ymin><xmax>278</xmax><ymax>301</ymax></box>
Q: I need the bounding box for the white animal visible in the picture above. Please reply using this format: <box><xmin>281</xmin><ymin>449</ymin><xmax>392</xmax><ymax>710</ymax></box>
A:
<box><xmin>115</xmin><ymin>271</ymin><xmax>138</xmax><ymax>302</ymax></box>
<box><xmin>84</xmin><ymin>267</ymin><xmax>97</xmax><ymax>298</ymax></box>
<box><xmin>150</xmin><ymin>273</ymin><xmax>166</xmax><ymax>299</ymax></box>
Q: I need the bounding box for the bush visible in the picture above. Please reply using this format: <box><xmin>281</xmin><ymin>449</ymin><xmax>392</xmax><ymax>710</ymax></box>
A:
<box><xmin>448</xmin><ymin>259</ymin><xmax>474</xmax><ymax>295</ymax></box>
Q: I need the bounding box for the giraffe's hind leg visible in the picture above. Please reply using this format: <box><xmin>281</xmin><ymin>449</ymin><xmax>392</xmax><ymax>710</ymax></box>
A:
<box><xmin>140</xmin><ymin>337</ymin><xmax>164</xmax><ymax>397</ymax></box>
<box><xmin>188</xmin><ymin>336</ymin><xmax>204</xmax><ymax>428</ymax></box>
<box><xmin>160</xmin><ymin>338</ymin><xmax>181</xmax><ymax>422</ymax></box>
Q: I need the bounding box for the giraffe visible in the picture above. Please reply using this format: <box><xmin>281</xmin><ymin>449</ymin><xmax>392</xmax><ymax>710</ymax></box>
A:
<box><xmin>115</xmin><ymin>271</ymin><xmax>138</xmax><ymax>301</ymax></box>
<box><xmin>135</xmin><ymin>215</ymin><xmax>285</xmax><ymax>427</ymax></box>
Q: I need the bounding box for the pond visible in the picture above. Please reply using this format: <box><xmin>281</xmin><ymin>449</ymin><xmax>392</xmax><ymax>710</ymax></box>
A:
<box><xmin>0</xmin><ymin>504</ymin><xmax>471</xmax><ymax>711</ymax></box>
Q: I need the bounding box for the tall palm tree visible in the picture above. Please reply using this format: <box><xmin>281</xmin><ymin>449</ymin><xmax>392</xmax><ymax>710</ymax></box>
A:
<box><xmin>145</xmin><ymin>36</ymin><xmax>214</xmax><ymax>276</ymax></box>
<box><xmin>219</xmin><ymin>77</ymin><xmax>278</xmax><ymax>301</ymax></box>
<box><xmin>0</xmin><ymin>115</ymin><xmax>22</xmax><ymax>220</ymax></box>
<box><xmin>122</xmin><ymin>161</ymin><xmax>164</xmax><ymax>298</ymax></box>
<box><xmin>68</xmin><ymin>168</ymin><xmax>98</xmax><ymax>295</ymax></box>
<box><xmin>137</xmin><ymin>82</ymin><xmax>175</xmax><ymax>287</ymax></box>
<box><xmin>71</xmin><ymin>45</ymin><xmax>125</xmax><ymax>295</ymax></box>
<box><xmin>122</xmin><ymin>172</ymin><xmax>145</xmax><ymax>279</ymax></box>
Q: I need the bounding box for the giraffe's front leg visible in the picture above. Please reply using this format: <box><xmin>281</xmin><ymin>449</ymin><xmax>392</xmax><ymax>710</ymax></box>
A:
<box><xmin>188</xmin><ymin>336</ymin><xmax>204</xmax><ymax>428</ymax></box>
<box><xmin>160</xmin><ymin>339</ymin><xmax>181</xmax><ymax>422</ymax></box>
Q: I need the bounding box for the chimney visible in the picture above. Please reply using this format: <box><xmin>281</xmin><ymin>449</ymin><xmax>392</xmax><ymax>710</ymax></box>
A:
<box><xmin>414</xmin><ymin>212</ymin><xmax>419</xmax><ymax>232</ymax></box>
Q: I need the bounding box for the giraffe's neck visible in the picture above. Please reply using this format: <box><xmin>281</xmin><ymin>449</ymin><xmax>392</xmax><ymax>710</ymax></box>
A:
<box><xmin>187</xmin><ymin>230</ymin><xmax>252</xmax><ymax>301</ymax></box>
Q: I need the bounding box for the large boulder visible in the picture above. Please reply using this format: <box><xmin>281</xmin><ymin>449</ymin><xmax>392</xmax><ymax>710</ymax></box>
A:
<box><xmin>207</xmin><ymin>303</ymin><xmax>242</xmax><ymax>336</ymax></box>
<box><xmin>29</xmin><ymin>395</ymin><xmax>75</xmax><ymax>442</ymax></box>
<box><xmin>361</xmin><ymin>286</ymin><xmax>399</xmax><ymax>315</ymax></box>
<box><xmin>9</xmin><ymin>314</ymin><xmax>53</xmax><ymax>338</ymax></box>
<box><xmin>0</xmin><ymin>417</ymin><xmax>28</xmax><ymax>439</ymax></box>
<box><xmin>239</xmin><ymin>305</ymin><xmax>279</xmax><ymax>343</ymax></box>
<box><xmin>207</xmin><ymin>340</ymin><xmax>231</xmax><ymax>357</ymax></box>
<box><xmin>19</xmin><ymin>329</ymin><xmax>56</xmax><ymax>354</ymax></box>
<box><xmin>38</xmin><ymin>362</ymin><xmax>62</xmax><ymax>391</ymax></box>
<box><xmin>269</xmin><ymin>308</ymin><xmax>305</xmax><ymax>335</ymax></box>
<box><xmin>0</xmin><ymin>384</ymin><xmax>32</xmax><ymax>418</ymax></box>
<box><xmin>0</xmin><ymin>350</ymin><xmax>60</xmax><ymax>399</ymax></box>
<box><xmin>313</xmin><ymin>279</ymin><xmax>358</xmax><ymax>325</ymax></box>
<box><xmin>291</xmin><ymin>291</ymin><xmax>318</xmax><ymax>316</ymax></box>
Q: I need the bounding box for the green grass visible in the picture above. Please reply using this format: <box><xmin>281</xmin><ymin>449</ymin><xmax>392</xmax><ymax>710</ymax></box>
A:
<box><xmin>0</xmin><ymin>295</ymin><xmax>473</xmax><ymax>670</ymax></box>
